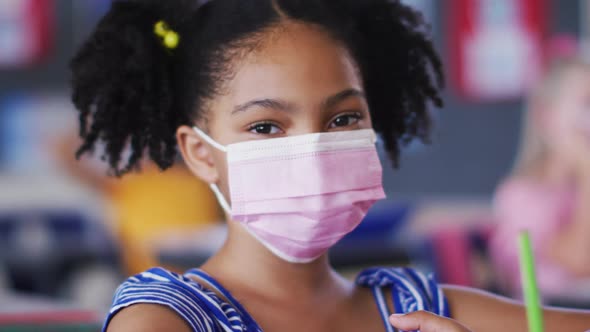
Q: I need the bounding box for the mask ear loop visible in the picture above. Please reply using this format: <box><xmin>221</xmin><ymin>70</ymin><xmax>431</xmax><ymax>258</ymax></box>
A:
<box><xmin>192</xmin><ymin>127</ymin><xmax>227</xmax><ymax>152</ymax></box>
<box><xmin>192</xmin><ymin>126</ymin><xmax>231</xmax><ymax>214</ymax></box>
<box><xmin>209</xmin><ymin>183</ymin><xmax>232</xmax><ymax>215</ymax></box>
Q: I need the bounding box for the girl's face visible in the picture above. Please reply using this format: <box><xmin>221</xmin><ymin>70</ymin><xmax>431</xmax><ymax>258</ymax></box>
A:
<box><xmin>177</xmin><ymin>23</ymin><xmax>372</xmax><ymax>198</ymax></box>
<box><xmin>543</xmin><ymin>69</ymin><xmax>590</xmax><ymax>161</ymax></box>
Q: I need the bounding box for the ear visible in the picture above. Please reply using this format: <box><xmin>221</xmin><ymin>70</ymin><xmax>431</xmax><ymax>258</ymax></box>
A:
<box><xmin>176</xmin><ymin>125</ymin><xmax>219</xmax><ymax>184</ymax></box>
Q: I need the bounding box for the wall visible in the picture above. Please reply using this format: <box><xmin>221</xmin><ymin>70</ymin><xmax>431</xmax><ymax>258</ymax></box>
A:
<box><xmin>0</xmin><ymin>0</ymin><xmax>582</xmax><ymax>198</ymax></box>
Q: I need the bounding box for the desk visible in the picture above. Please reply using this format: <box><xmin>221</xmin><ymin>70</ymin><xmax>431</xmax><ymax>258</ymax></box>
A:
<box><xmin>0</xmin><ymin>292</ymin><xmax>101</xmax><ymax>331</ymax></box>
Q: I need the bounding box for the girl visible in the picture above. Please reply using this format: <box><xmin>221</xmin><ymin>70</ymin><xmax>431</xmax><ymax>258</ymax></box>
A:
<box><xmin>70</xmin><ymin>0</ymin><xmax>590</xmax><ymax>331</ymax></box>
<box><xmin>491</xmin><ymin>57</ymin><xmax>590</xmax><ymax>302</ymax></box>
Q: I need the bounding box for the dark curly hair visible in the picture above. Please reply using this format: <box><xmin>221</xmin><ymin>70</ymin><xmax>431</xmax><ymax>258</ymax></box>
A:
<box><xmin>71</xmin><ymin>0</ymin><xmax>443</xmax><ymax>176</ymax></box>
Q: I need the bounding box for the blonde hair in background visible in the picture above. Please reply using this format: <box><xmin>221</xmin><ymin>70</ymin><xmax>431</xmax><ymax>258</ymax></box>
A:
<box><xmin>512</xmin><ymin>57</ymin><xmax>590</xmax><ymax>176</ymax></box>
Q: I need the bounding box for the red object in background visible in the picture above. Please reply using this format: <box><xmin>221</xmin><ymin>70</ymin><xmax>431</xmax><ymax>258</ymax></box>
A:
<box><xmin>449</xmin><ymin>0</ymin><xmax>547</xmax><ymax>101</ymax></box>
<box><xmin>0</xmin><ymin>0</ymin><xmax>54</xmax><ymax>68</ymax></box>
<box><xmin>0</xmin><ymin>311</ymin><xmax>100</xmax><ymax>325</ymax></box>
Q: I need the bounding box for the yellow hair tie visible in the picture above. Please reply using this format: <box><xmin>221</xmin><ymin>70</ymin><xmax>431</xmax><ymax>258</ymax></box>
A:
<box><xmin>154</xmin><ymin>20</ymin><xmax>180</xmax><ymax>50</ymax></box>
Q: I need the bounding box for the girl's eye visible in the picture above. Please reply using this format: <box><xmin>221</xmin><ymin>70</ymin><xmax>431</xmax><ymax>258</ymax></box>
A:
<box><xmin>329</xmin><ymin>113</ymin><xmax>362</xmax><ymax>129</ymax></box>
<box><xmin>248</xmin><ymin>122</ymin><xmax>282</xmax><ymax>135</ymax></box>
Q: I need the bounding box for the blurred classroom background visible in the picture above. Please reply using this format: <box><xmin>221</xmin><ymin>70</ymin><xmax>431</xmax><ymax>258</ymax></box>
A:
<box><xmin>1</xmin><ymin>0</ymin><xmax>590</xmax><ymax>330</ymax></box>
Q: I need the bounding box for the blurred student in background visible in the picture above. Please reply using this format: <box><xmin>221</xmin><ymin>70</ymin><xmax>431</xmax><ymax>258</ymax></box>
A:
<box><xmin>491</xmin><ymin>54</ymin><xmax>590</xmax><ymax>302</ymax></box>
<box><xmin>55</xmin><ymin>134</ymin><xmax>222</xmax><ymax>275</ymax></box>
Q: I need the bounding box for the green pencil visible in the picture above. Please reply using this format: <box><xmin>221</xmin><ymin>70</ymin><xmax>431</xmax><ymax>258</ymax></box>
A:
<box><xmin>518</xmin><ymin>231</ymin><xmax>544</xmax><ymax>332</ymax></box>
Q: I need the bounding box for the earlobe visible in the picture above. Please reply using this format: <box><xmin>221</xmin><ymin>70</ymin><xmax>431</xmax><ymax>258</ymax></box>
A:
<box><xmin>176</xmin><ymin>125</ymin><xmax>219</xmax><ymax>184</ymax></box>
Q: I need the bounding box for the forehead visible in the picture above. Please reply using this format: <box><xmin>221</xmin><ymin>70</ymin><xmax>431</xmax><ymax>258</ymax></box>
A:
<box><xmin>223</xmin><ymin>22</ymin><xmax>363</xmax><ymax>102</ymax></box>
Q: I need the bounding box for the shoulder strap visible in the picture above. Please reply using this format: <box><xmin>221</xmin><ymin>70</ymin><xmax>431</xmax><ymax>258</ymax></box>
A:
<box><xmin>356</xmin><ymin>267</ymin><xmax>451</xmax><ymax>318</ymax></box>
<box><xmin>188</xmin><ymin>273</ymin><xmax>235</xmax><ymax>310</ymax></box>
<box><xmin>185</xmin><ymin>269</ymin><xmax>261</xmax><ymax>332</ymax></box>
<box><xmin>372</xmin><ymin>286</ymin><xmax>397</xmax><ymax>332</ymax></box>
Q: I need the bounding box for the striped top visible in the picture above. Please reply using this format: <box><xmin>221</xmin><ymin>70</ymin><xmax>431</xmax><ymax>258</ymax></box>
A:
<box><xmin>103</xmin><ymin>267</ymin><xmax>450</xmax><ymax>332</ymax></box>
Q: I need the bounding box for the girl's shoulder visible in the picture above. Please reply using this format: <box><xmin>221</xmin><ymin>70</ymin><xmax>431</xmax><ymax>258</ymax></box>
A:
<box><xmin>356</xmin><ymin>266</ymin><xmax>450</xmax><ymax>317</ymax></box>
<box><xmin>494</xmin><ymin>175</ymin><xmax>573</xmax><ymax>201</ymax></box>
<box><xmin>495</xmin><ymin>176</ymin><xmax>542</xmax><ymax>198</ymax></box>
<box><xmin>103</xmin><ymin>267</ymin><xmax>251</xmax><ymax>332</ymax></box>
<box><xmin>494</xmin><ymin>176</ymin><xmax>573</xmax><ymax>216</ymax></box>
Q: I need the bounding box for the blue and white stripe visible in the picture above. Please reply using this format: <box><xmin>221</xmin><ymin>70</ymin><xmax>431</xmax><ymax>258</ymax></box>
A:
<box><xmin>356</xmin><ymin>267</ymin><xmax>451</xmax><ymax>319</ymax></box>
<box><xmin>102</xmin><ymin>267</ymin><xmax>256</xmax><ymax>332</ymax></box>
<box><xmin>103</xmin><ymin>266</ymin><xmax>450</xmax><ymax>332</ymax></box>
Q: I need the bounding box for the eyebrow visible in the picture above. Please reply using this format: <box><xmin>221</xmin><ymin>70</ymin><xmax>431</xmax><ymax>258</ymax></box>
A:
<box><xmin>232</xmin><ymin>99</ymin><xmax>295</xmax><ymax>114</ymax></box>
<box><xmin>231</xmin><ymin>88</ymin><xmax>365</xmax><ymax>115</ymax></box>
<box><xmin>323</xmin><ymin>89</ymin><xmax>365</xmax><ymax>110</ymax></box>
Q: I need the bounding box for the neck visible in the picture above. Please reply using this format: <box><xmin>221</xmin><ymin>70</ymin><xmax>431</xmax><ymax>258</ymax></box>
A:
<box><xmin>201</xmin><ymin>221</ymin><xmax>351</xmax><ymax>300</ymax></box>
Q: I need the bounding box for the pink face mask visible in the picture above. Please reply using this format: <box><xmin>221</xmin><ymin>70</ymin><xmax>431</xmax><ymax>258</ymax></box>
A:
<box><xmin>193</xmin><ymin>128</ymin><xmax>386</xmax><ymax>263</ymax></box>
